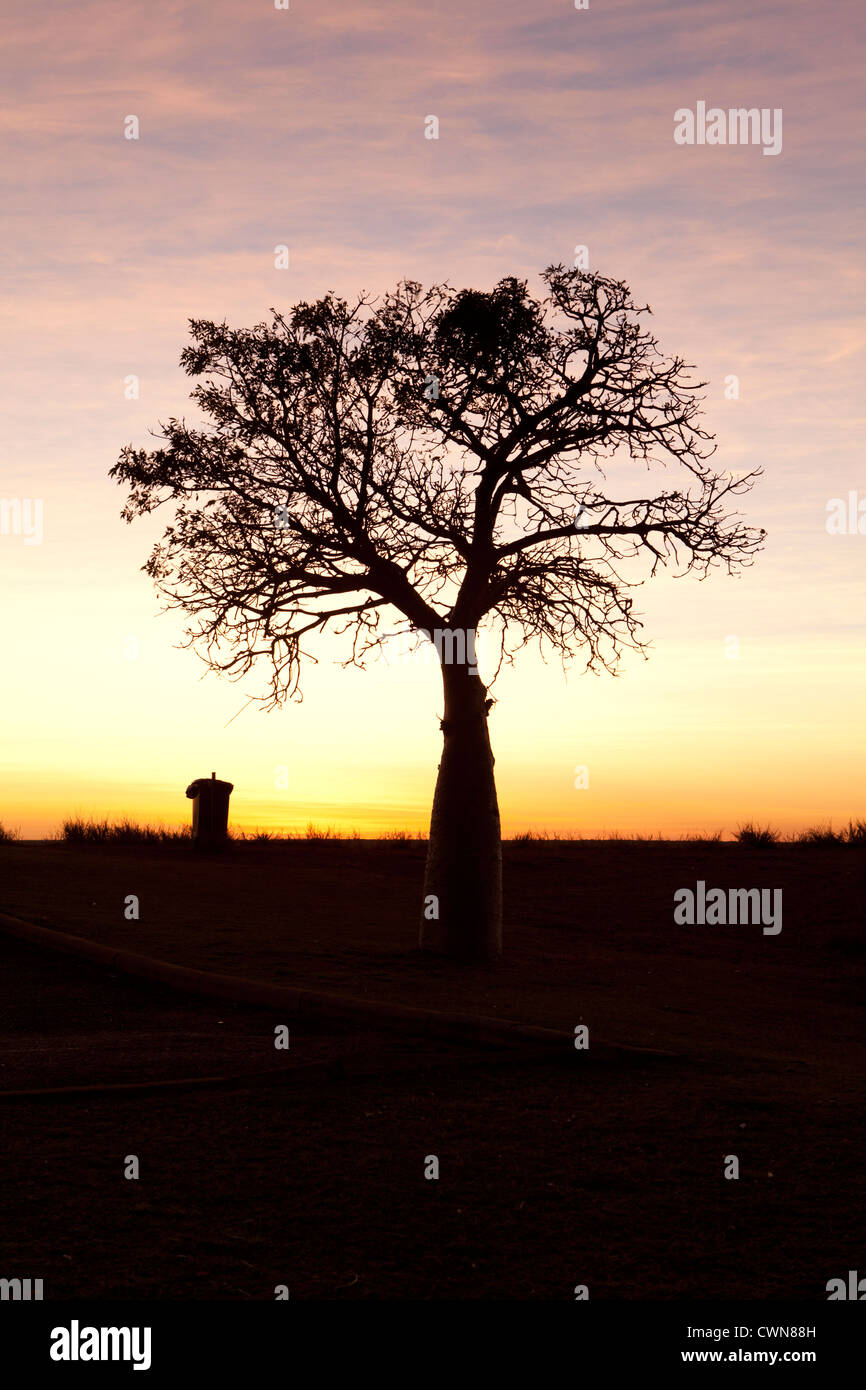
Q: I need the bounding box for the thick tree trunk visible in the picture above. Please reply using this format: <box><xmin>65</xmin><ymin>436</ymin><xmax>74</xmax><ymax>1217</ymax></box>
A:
<box><xmin>419</xmin><ymin>660</ymin><xmax>503</xmax><ymax>960</ymax></box>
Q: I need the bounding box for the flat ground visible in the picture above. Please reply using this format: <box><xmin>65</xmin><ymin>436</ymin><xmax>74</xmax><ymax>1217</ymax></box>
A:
<box><xmin>0</xmin><ymin>841</ymin><xmax>863</xmax><ymax>1299</ymax></box>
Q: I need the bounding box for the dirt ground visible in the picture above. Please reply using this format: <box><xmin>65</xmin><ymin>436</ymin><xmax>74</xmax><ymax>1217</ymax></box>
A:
<box><xmin>0</xmin><ymin>840</ymin><xmax>864</xmax><ymax>1299</ymax></box>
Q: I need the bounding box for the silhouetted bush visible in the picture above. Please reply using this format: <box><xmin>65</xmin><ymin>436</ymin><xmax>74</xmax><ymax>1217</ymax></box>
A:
<box><xmin>791</xmin><ymin>822</ymin><xmax>865</xmax><ymax>846</ymax></box>
<box><xmin>796</xmin><ymin>826</ymin><xmax>844</xmax><ymax>845</ymax></box>
<box><xmin>734</xmin><ymin>824</ymin><xmax>780</xmax><ymax>845</ymax></box>
<box><xmin>61</xmin><ymin>817</ymin><xmax>190</xmax><ymax>845</ymax></box>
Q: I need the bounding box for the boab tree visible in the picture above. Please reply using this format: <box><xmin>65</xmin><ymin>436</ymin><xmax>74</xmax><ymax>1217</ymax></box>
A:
<box><xmin>111</xmin><ymin>267</ymin><xmax>764</xmax><ymax>962</ymax></box>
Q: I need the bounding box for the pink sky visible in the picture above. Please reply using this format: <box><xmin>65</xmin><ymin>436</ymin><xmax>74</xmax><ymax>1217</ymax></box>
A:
<box><xmin>1</xmin><ymin>0</ymin><xmax>864</xmax><ymax>837</ymax></box>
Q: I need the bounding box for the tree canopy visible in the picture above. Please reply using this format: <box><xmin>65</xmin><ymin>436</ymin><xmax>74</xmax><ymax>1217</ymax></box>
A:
<box><xmin>112</xmin><ymin>266</ymin><xmax>765</xmax><ymax>706</ymax></box>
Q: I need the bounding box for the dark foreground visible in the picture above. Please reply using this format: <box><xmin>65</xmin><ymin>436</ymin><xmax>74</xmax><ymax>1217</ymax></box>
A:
<box><xmin>0</xmin><ymin>840</ymin><xmax>864</xmax><ymax>1299</ymax></box>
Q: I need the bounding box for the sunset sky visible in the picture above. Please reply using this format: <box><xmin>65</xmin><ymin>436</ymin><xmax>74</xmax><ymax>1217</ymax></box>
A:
<box><xmin>1</xmin><ymin>0</ymin><xmax>863</xmax><ymax>839</ymax></box>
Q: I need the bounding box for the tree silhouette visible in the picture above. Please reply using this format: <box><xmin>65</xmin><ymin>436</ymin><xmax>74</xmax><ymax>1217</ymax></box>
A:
<box><xmin>111</xmin><ymin>267</ymin><xmax>764</xmax><ymax>961</ymax></box>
